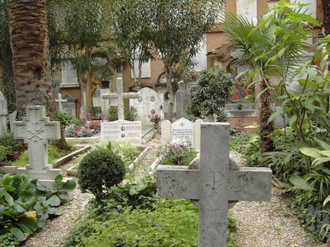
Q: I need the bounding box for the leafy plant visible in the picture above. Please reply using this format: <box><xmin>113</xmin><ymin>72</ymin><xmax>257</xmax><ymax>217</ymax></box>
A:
<box><xmin>86</xmin><ymin>106</ymin><xmax>102</xmax><ymax>120</ymax></box>
<box><xmin>157</xmin><ymin>139</ymin><xmax>197</xmax><ymax>166</ymax></box>
<box><xmin>108</xmin><ymin>106</ymin><xmax>118</xmax><ymax>121</ymax></box>
<box><xmin>0</xmin><ymin>173</ymin><xmax>76</xmax><ymax>245</ymax></box>
<box><xmin>0</xmin><ymin>133</ymin><xmax>18</xmax><ymax>153</ymax></box>
<box><xmin>97</xmin><ymin>139</ymin><xmax>140</xmax><ymax>168</ymax></box>
<box><xmin>124</xmin><ymin>106</ymin><xmax>137</xmax><ymax>121</ymax></box>
<box><xmin>229</xmin><ymin>126</ymin><xmax>249</xmax><ymax>152</ymax></box>
<box><xmin>78</xmin><ymin>148</ymin><xmax>125</xmax><ymax>200</ymax></box>
<box><xmin>149</xmin><ymin>112</ymin><xmax>161</xmax><ymax>128</ymax></box>
<box><xmin>59</xmin><ymin>111</ymin><xmax>80</xmax><ymax>128</ymax></box>
<box><xmin>186</xmin><ymin>67</ymin><xmax>232</xmax><ymax>121</ymax></box>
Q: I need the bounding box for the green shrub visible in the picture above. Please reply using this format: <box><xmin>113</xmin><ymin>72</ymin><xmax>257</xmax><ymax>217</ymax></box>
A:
<box><xmin>186</xmin><ymin>67</ymin><xmax>232</xmax><ymax>121</ymax></box>
<box><xmin>108</xmin><ymin>107</ymin><xmax>118</xmax><ymax>121</ymax></box>
<box><xmin>78</xmin><ymin>148</ymin><xmax>125</xmax><ymax>200</ymax></box>
<box><xmin>124</xmin><ymin>106</ymin><xmax>137</xmax><ymax>121</ymax></box>
<box><xmin>86</xmin><ymin>106</ymin><xmax>102</xmax><ymax>120</ymax></box>
<box><xmin>0</xmin><ymin>145</ymin><xmax>11</xmax><ymax>162</ymax></box>
<box><xmin>0</xmin><ymin>133</ymin><xmax>18</xmax><ymax>153</ymax></box>
<box><xmin>230</xmin><ymin>126</ymin><xmax>249</xmax><ymax>152</ymax></box>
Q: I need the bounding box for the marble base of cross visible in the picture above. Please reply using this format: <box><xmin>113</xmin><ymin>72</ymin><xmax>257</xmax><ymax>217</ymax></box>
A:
<box><xmin>102</xmin><ymin>77</ymin><xmax>139</xmax><ymax>120</ymax></box>
<box><xmin>156</xmin><ymin>123</ymin><xmax>272</xmax><ymax>246</ymax></box>
<box><xmin>13</xmin><ymin>106</ymin><xmax>62</xmax><ymax>181</ymax></box>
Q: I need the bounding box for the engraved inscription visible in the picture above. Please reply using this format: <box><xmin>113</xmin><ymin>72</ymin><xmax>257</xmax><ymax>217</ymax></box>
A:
<box><xmin>206</xmin><ymin>172</ymin><xmax>224</xmax><ymax>198</ymax></box>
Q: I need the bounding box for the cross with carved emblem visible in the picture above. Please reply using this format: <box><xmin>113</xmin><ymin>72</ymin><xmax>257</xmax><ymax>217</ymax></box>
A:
<box><xmin>156</xmin><ymin>123</ymin><xmax>272</xmax><ymax>246</ymax></box>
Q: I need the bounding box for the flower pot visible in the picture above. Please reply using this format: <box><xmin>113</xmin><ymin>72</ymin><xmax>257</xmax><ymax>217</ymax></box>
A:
<box><xmin>7</xmin><ymin>152</ymin><xmax>18</xmax><ymax>161</ymax></box>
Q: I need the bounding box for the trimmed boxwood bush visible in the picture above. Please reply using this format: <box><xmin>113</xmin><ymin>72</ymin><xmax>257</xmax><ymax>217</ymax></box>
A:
<box><xmin>78</xmin><ymin>148</ymin><xmax>125</xmax><ymax>200</ymax></box>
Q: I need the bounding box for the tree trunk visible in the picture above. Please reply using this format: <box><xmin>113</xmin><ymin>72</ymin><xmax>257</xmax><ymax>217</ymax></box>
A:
<box><xmin>165</xmin><ymin>68</ymin><xmax>175</xmax><ymax>122</ymax></box>
<box><xmin>8</xmin><ymin>0</ymin><xmax>68</xmax><ymax>150</ymax></box>
<box><xmin>322</xmin><ymin>0</ymin><xmax>330</xmax><ymax>36</ymax></box>
<box><xmin>259</xmin><ymin>79</ymin><xmax>274</xmax><ymax>156</ymax></box>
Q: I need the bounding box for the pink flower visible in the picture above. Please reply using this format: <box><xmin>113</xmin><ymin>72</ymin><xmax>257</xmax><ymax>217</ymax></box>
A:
<box><xmin>177</xmin><ymin>146</ymin><xmax>180</xmax><ymax>149</ymax></box>
<box><xmin>152</xmin><ymin>115</ymin><xmax>155</xmax><ymax>119</ymax></box>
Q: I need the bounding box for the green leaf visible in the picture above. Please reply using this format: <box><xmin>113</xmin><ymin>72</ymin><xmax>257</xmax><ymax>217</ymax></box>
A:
<box><xmin>267</xmin><ymin>109</ymin><xmax>282</xmax><ymax>124</ymax></box>
<box><xmin>289</xmin><ymin>175</ymin><xmax>315</xmax><ymax>191</ymax></box>
<box><xmin>277</xmin><ymin>47</ymin><xmax>285</xmax><ymax>57</ymax></box>
<box><xmin>10</xmin><ymin>227</ymin><xmax>27</xmax><ymax>241</ymax></box>
<box><xmin>13</xmin><ymin>202</ymin><xmax>25</xmax><ymax>213</ymax></box>
<box><xmin>314</xmin><ymin>138</ymin><xmax>330</xmax><ymax>150</ymax></box>
<box><xmin>46</xmin><ymin>207</ymin><xmax>63</xmax><ymax>216</ymax></box>
<box><xmin>57</xmin><ymin>192</ymin><xmax>68</xmax><ymax>200</ymax></box>
<box><xmin>37</xmin><ymin>218</ymin><xmax>46</xmax><ymax>228</ymax></box>
<box><xmin>10</xmin><ymin>176</ymin><xmax>22</xmax><ymax>190</ymax></box>
<box><xmin>37</xmin><ymin>185</ymin><xmax>51</xmax><ymax>192</ymax></box>
<box><xmin>301</xmin><ymin>99</ymin><xmax>316</xmax><ymax>112</ymax></box>
<box><xmin>16</xmin><ymin>216</ymin><xmax>38</xmax><ymax>233</ymax></box>
<box><xmin>288</xmin><ymin>115</ymin><xmax>297</xmax><ymax>127</ymax></box>
<box><xmin>324</xmin><ymin>195</ymin><xmax>330</xmax><ymax>207</ymax></box>
<box><xmin>59</xmin><ymin>179</ymin><xmax>76</xmax><ymax>192</ymax></box>
<box><xmin>34</xmin><ymin>202</ymin><xmax>44</xmax><ymax>216</ymax></box>
<box><xmin>46</xmin><ymin>195</ymin><xmax>61</xmax><ymax>207</ymax></box>
<box><xmin>313</xmin><ymin>157</ymin><xmax>330</xmax><ymax>166</ymax></box>
<box><xmin>4</xmin><ymin>185</ymin><xmax>16</xmax><ymax>192</ymax></box>
<box><xmin>4</xmin><ymin>191</ymin><xmax>13</xmax><ymax>206</ymax></box>
<box><xmin>318</xmin><ymin>150</ymin><xmax>330</xmax><ymax>157</ymax></box>
<box><xmin>299</xmin><ymin>147</ymin><xmax>321</xmax><ymax>159</ymax></box>
<box><xmin>54</xmin><ymin>174</ymin><xmax>63</xmax><ymax>184</ymax></box>
<box><xmin>19</xmin><ymin>191</ymin><xmax>35</xmax><ymax>203</ymax></box>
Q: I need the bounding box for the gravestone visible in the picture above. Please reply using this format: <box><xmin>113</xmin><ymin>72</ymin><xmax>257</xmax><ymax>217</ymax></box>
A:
<box><xmin>0</xmin><ymin>91</ymin><xmax>7</xmax><ymax>135</ymax></box>
<box><xmin>172</xmin><ymin>117</ymin><xmax>194</xmax><ymax>147</ymax></box>
<box><xmin>129</xmin><ymin>87</ymin><xmax>162</xmax><ymax>127</ymax></box>
<box><xmin>101</xmin><ymin>120</ymin><xmax>141</xmax><ymax>145</ymax></box>
<box><xmin>55</xmin><ymin>93</ymin><xmax>67</xmax><ymax>112</ymax></box>
<box><xmin>161</xmin><ymin>118</ymin><xmax>203</xmax><ymax>151</ymax></box>
<box><xmin>156</xmin><ymin>122</ymin><xmax>272</xmax><ymax>246</ymax></box>
<box><xmin>13</xmin><ymin>106</ymin><xmax>62</xmax><ymax>184</ymax></box>
<box><xmin>102</xmin><ymin>77</ymin><xmax>139</xmax><ymax>120</ymax></box>
<box><xmin>60</xmin><ymin>61</ymin><xmax>79</xmax><ymax>88</ymax></box>
<box><xmin>62</xmin><ymin>93</ymin><xmax>77</xmax><ymax>117</ymax></box>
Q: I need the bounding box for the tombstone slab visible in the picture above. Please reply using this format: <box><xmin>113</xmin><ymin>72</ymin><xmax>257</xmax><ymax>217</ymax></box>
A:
<box><xmin>55</xmin><ymin>93</ymin><xmax>67</xmax><ymax>112</ymax></box>
<box><xmin>101</xmin><ymin>120</ymin><xmax>141</xmax><ymax>145</ymax></box>
<box><xmin>13</xmin><ymin>106</ymin><xmax>62</xmax><ymax>181</ymax></box>
<box><xmin>156</xmin><ymin>123</ymin><xmax>272</xmax><ymax>246</ymax></box>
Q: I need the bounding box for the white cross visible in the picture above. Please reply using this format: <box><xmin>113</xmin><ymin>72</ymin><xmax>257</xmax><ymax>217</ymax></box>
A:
<box><xmin>102</xmin><ymin>77</ymin><xmax>139</xmax><ymax>120</ymax></box>
<box><xmin>156</xmin><ymin>123</ymin><xmax>272</xmax><ymax>246</ymax></box>
<box><xmin>55</xmin><ymin>93</ymin><xmax>67</xmax><ymax>111</ymax></box>
<box><xmin>13</xmin><ymin>106</ymin><xmax>60</xmax><ymax>171</ymax></box>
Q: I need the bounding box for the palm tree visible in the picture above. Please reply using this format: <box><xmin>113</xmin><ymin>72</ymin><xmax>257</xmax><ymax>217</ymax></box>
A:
<box><xmin>221</xmin><ymin>13</ymin><xmax>275</xmax><ymax>155</ymax></box>
<box><xmin>8</xmin><ymin>0</ymin><xmax>68</xmax><ymax>150</ymax></box>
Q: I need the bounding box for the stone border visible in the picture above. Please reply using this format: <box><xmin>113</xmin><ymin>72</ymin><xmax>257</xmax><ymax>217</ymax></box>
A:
<box><xmin>65</xmin><ymin>134</ymin><xmax>101</xmax><ymax>144</ymax></box>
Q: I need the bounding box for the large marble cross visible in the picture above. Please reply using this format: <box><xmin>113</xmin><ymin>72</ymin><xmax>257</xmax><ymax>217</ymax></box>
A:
<box><xmin>13</xmin><ymin>106</ymin><xmax>60</xmax><ymax>173</ymax></box>
<box><xmin>156</xmin><ymin>123</ymin><xmax>272</xmax><ymax>246</ymax></box>
<box><xmin>102</xmin><ymin>77</ymin><xmax>139</xmax><ymax>120</ymax></box>
<box><xmin>55</xmin><ymin>93</ymin><xmax>67</xmax><ymax>111</ymax></box>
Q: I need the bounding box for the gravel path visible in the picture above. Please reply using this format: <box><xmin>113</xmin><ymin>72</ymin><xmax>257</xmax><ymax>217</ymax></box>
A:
<box><xmin>20</xmin><ymin>134</ymin><xmax>325</xmax><ymax>246</ymax></box>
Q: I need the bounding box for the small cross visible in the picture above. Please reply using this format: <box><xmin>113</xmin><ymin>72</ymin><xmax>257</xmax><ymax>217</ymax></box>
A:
<box><xmin>55</xmin><ymin>93</ymin><xmax>67</xmax><ymax>112</ymax></box>
<box><xmin>156</xmin><ymin>123</ymin><xmax>272</xmax><ymax>246</ymax></box>
<box><xmin>102</xmin><ymin>77</ymin><xmax>139</xmax><ymax>120</ymax></box>
<box><xmin>13</xmin><ymin>106</ymin><xmax>60</xmax><ymax>172</ymax></box>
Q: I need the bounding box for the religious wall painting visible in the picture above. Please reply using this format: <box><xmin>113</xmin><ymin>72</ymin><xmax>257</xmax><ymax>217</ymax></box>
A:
<box><xmin>91</xmin><ymin>79</ymin><xmax>102</xmax><ymax>98</ymax></box>
<box><xmin>229</xmin><ymin>64</ymin><xmax>255</xmax><ymax>103</ymax></box>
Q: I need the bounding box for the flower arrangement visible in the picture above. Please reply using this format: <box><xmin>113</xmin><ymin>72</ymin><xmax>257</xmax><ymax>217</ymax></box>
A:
<box><xmin>237</xmin><ymin>102</ymin><xmax>243</xmax><ymax>110</ymax></box>
<box><xmin>64</xmin><ymin>120</ymin><xmax>101</xmax><ymax>137</ymax></box>
<box><xmin>157</xmin><ymin>138</ymin><xmax>196</xmax><ymax>165</ymax></box>
<box><xmin>149</xmin><ymin>113</ymin><xmax>161</xmax><ymax>128</ymax></box>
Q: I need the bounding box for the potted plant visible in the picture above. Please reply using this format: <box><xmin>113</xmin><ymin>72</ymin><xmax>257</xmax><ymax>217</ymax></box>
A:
<box><xmin>237</xmin><ymin>102</ymin><xmax>243</xmax><ymax>110</ymax></box>
<box><xmin>149</xmin><ymin>113</ymin><xmax>162</xmax><ymax>129</ymax></box>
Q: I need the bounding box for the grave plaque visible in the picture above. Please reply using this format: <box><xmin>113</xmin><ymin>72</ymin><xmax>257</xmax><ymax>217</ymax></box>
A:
<box><xmin>172</xmin><ymin>118</ymin><xmax>194</xmax><ymax>147</ymax></box>
<box><xmin>101</xmin><ymin>120</ymin><xmax>141</xmax><ymax>145</ymax></box>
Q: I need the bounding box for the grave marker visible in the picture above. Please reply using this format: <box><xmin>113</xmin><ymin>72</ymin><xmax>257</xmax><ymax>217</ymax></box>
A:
<box><xmin>13</xmin><ymin>106</ymin><xmax>62</xmax><ymax>181</ymax></box>
<box><xmin>101</xmin><ymin>120</ymin><xmax>141</xmax><ymax>145</ymax></box>
<box><xmin>161</xmin><ymin>118</ymin><xmax>203</xmax><ymax>151</ymax></box>
<box><xmin>55</xmin><ymin>93</ymin><xmax>67</xmax><ymax>112</ymax></box>
<box><xmin>156</xmin><ymin>123</ymin><xmax>272</xmax><ymax>246</ymax></box>
<box><xmin>102</xmin><ymin>77</ymin><xmax>139</xmax><ymax>120</ymax></box>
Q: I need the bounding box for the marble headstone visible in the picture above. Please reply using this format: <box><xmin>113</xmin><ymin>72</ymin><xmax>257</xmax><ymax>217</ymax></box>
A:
<box><xmin>0</xmin><ymin>91</ymin><xmax>7</xmax><ymax>135</ymax></box>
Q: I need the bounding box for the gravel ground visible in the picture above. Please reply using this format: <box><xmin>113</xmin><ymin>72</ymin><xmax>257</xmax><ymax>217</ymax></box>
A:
<box><xmin>20</xmin><ymin>134</ymin><xmax>325</xmax><ymax>247</ymax></box>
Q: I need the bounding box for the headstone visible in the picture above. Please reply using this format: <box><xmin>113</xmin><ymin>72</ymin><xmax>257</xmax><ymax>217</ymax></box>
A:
<box><xmin>0</xmin><ymin>91</ymin><xmax>7</xmax><ymax>135</ymax></box>
<box><xmin>13</xmin><ymin>106</ymin><xmax>62</xmax><ymax>182</ymax></box>
<box><xmin>175</xmin><ymin>90</ymin><xmax>190</xmax><ymax>119</ymax></box>
<box><xmin>161</xmin><ymin>117</ymin><xmax>203</xmax><ymax>151</ymax></box>
<box><xmin>102</xmin><ymin>77</ymin><xmax>139</xmax><ymax>120</ymax></box>
<box><xmin>9</xmin><ymin>110</ymin><xmax>17</xmax><ymax>133</ymax></box>
<box><xmin>156</xmin><ymin>122</ymin><xmax>272</xmax><ymax>246</ymax></box>
<box><xmin>101</xmin><ymin>120</ymin><xmax>141</xmax><ymax>145</ymax></box>
<box><xmin>60</xmin><ymin>61</ymin><xmax>79</xmax><ymax>88</ymax></box>
<box><xmin>55</xmin><ymin>93</ymin><xmax>67</xmax><ymax>112</ymax></box>
<box><xmin>172</xmin><ymin>118</ymin><xmax>194</xmax><ymax>147</ymax></box>
<box><xmin>129</xmin><ymin>87</ymin><xmax>162</xmax><ymax>127</ymax></box>
<box><xmin>62</xmin><ymin>93</ymin><xmax>77</xmax><ymax>117</ymax></box>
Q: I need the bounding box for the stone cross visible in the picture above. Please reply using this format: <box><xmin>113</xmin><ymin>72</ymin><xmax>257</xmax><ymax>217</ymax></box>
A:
<box><xmin>156</xmin><ymin>123</ymin><xmax>272</xmax><ymax>246</ymax></box>
<box><xmin>13</xmin><ymin>106</ymin><xmax>60</xmax><ymax>175</ymax></box>
<box><xmin>55</xmin><ymin>93</ymin><xmax>67</xmax><ymax>111</ymax></box>
<box><xmin>102</xmin><ymin>77</ymin><xmax>139</xmax><ymax>120</ymax></box>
